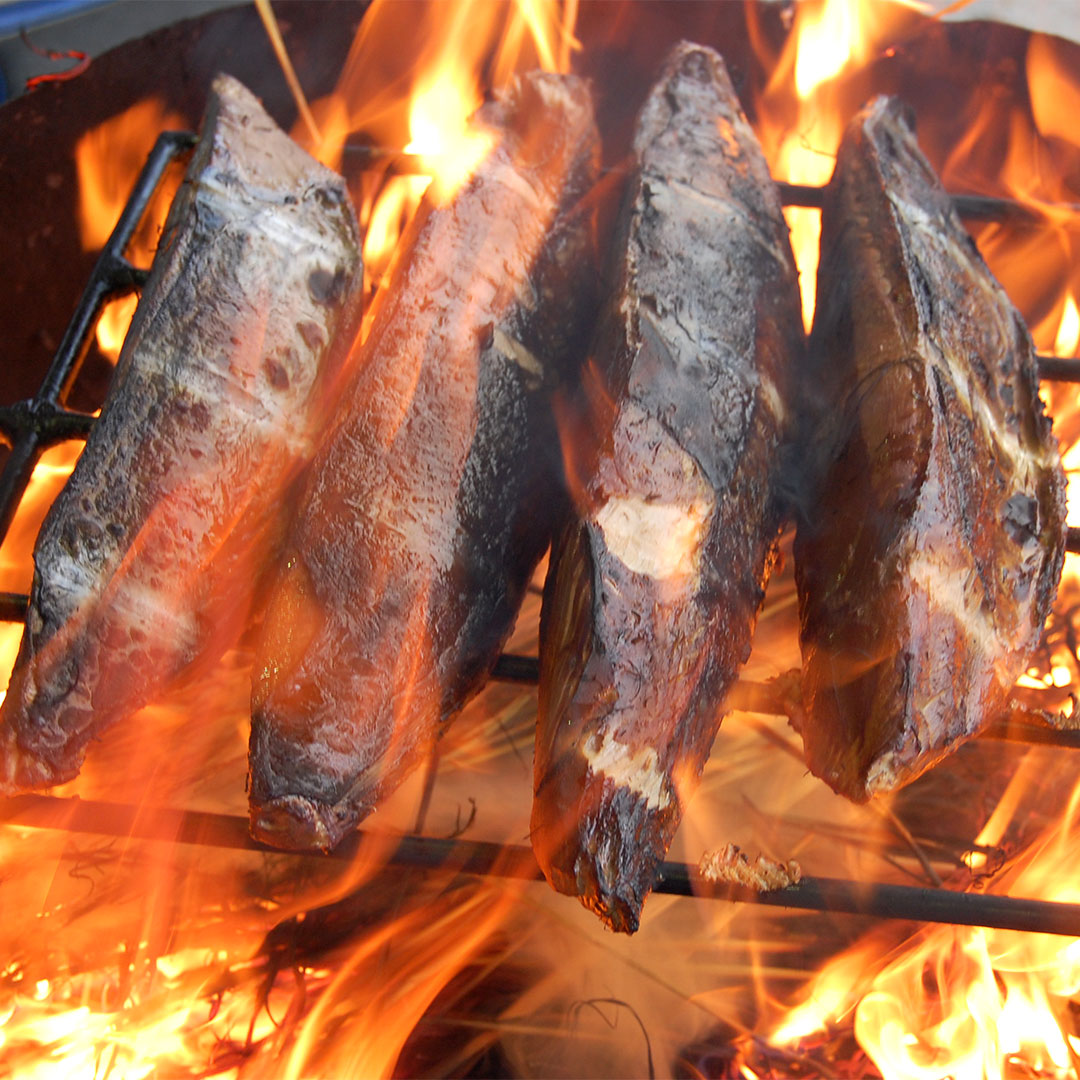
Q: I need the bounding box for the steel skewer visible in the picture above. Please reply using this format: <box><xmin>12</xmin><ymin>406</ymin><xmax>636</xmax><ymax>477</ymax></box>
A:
<box><xmin>2</xmin><ymin>792</ymin><xmax>1078</xmax><ymax>938</ymax></box>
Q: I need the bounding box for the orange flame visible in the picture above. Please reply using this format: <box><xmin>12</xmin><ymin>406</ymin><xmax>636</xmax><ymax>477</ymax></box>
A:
<box><xmin>10</xmin><ymin>4</ymin><xmax>1080</xmax><ymax>1076</ymax></box>
<box><xmin>774</xmin><ymin>778</ymin><xmax>1080</xmax><ymax>1080</ymax></box>
<box><xmin>752</xmin><ymin>0</ymin><xmax>901</xmax><ymax>331</ymax></box>
<box><xmin>939</xmin><ymin>31</ymin><xmax>1080</xmax><ymax>359</ymax></box>
<box><xmin>740</xmin><ymin>3</ymin><xmax>1080</xmax><ymax>1075</ymax></box>
<box><xmin>0</xmin><ymin>443</ymin><xmax>86</xmax><ymax>707</ymax></box>
<box><xmin>1054</xmin><ymin>294</ymin><xmax>1080</xmax><ymax>358</ymax></box>
<box><xmin>1</xmin><ymin>6</ymin><xmax>587</xmax><ymax>1077</ymax></box>
<box><xmin>307</xmin><ymin>0</ymin><xmax>576</xmax><ymax>305</ymax></box>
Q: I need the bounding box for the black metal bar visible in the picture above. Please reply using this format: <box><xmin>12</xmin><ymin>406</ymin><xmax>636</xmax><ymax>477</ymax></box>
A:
<box><xmin>659</xmin><ymin>863</ymin><xmax>1080</xmax><ymax>938</ymax></box>
<box><xmin>1038</xmin><ymin>356</ymin><xmax>1080</xmax><ymax>383</ymax></box>
<box><xmin>0</xmin><ymin>593</ymin><xmax>26</xmax><ymax>622</ymax></box>
<box><xmin>779</xmin><ymin>181</ymin><xmax>1076</xmax><ymax>227</ymax></box>
<box><xmin>339</xmin><ymin>148</ymin><xmax>1080</xmax><ymax>228</ymax></box>
<box><xmin>0</xmin><ymin>400</ymin><xmax>96</xmax><ymax>447</ymax></box>
<box><xmin>37</xmin><ymin>131</ymin><xmax>193</xmax><ymax>408</ymax></box>
<box><xmin>775</xmin><ymin>181</ymin><xmax>824</xmax><ymax>209</ymax></box>
<box><xmin>0</xmin><ymin>437</ymin><xmax>43</xmax><ymax>542</ymax></box>
<box><xmin>491</xmin><ymin>653</ymin><xmax>540</xmax><ymax>684</ymax></box>
<box><xmin>0</xmin><ymin>130</ymin><xmax>193</xmax><ymax>550</ymax></box>
<box><xmin>1069</xmin><ymin>527</ymin><xmax>1080</xmax><ymax>555</ymax></box>
<box><xmin>2</xmin><ymin>792</ymin><xmax>1078</xmax><ymax>937</ymax></box>
<box><xmin>984</xmin><ymin>718</ymin><xmax>1080</xmax><ymax>749</ymax></box>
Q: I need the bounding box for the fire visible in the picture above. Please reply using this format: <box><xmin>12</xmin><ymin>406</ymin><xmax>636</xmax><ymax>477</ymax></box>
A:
<box><xmin>752</xmin><ymin>0</ymin><xmax>900</xmax><ymax>330</ymax></box>
<box><xmin>938</xmin><ymin>30</ymin><xmax>1080</xmax><ymax>360</ymax></box>
<box><xmin>793</xmin><ymin>0</ymin><xmax>867</xmax><ymax>99</ymax></box>
<box><xmin>9</xmin><ymin>2</ymin><xmax>1080</xmax><ymax>1076</ymax></box>
<box><xmin>74</xmin><ymin>98</ymin><xmax>186</xmax><ymax>363</ymax></box>
<box><xmin>740</xmin><ymin>3</ymin><xmax>1080</xmax><ymax>1076</ymax></box>
<box><xmin>1054</xmin><ymin>295</ymin><xmax>1080</xmax><ymax>358</ymax></box>
<box><xmin>2</xmin><ymin>5</ymin><xmax>587</xmax><ymax>1077</ymax></box>
<box><xmin>773</xmin><ymin>777</ymin><xmax>1080</xmax><ymax>1080</ymax></box>
<box><xmin>0</xmin><ymin>441</ymin><xmax>85</xmax><ymax>706</ymax></box>
<box><xmin>306</xmin><ymin>0</ymin><xmax>576</xmax><ymax>303</ymax></box>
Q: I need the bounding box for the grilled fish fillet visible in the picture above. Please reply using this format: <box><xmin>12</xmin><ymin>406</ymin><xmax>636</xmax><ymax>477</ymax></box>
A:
<box><xmin>0</xmin><ymin>74</ymin><xmax>362</xmax><ymax>791</ymax></box>
<box><xmin>795</xmin><ymin>96</ymin><xmax>1066</xmax><ymax>801</ymax></box>
<box><xmin>248</xmin><ymin>72</ymin><xmax>600</xmax><ymax>852</ymax></box>
<box><xmin>531</xmin><ymin>43</ymin><xmax>803</xmax><ymax>933</ymax></box>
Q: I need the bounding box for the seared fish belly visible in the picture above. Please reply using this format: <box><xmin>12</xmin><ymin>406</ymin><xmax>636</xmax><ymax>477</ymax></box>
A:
<box><xmin>0</xmin><ymin>74</ymin><xmax>361</xmax><ymax>791</ymax></box>
<box><xmin>249</xmin><ymin>73</ymin><xmax>600</xmax><ymax>852</ymax></box>
<box><xmin>532</xmin><ymin>43</ymin><xmax>802</xmax><ymax>933</ymax></box>
<box><xmin>795</xmin><ymin>96</ymin><xmax>1065</xmax><ymax>801</ymax></box>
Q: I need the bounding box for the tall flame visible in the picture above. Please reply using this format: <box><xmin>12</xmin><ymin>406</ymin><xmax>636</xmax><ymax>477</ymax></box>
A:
<box><xmin>753</xmin><ymin>0</ymin><xmax>893</xmax><ymax>330</ymax></box>
<box><xmin>773</xmin><ymin>774</ymin><xmax>1080</xmax><ymax>1080</ymax></box>
<box><xmin>1</xmin><ymin>5</ymin><xmax>587</xmax><ymax>1078</ymax></box>
<box><xmin>0</xmin><ymin>442</ymin><xmax>86</xmax><ymax>706</ymax></box>
<box><xmin>749</xmin><ymin>4</ymin><xmax>1080</xmax><ymax>1075</ymax></box>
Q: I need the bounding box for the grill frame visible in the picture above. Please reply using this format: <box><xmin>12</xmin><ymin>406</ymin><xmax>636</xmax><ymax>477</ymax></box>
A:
<box><xmin>2</xmin><ymin>129</ymin><xmax>1080</xmax><ymax>939</ymax></box>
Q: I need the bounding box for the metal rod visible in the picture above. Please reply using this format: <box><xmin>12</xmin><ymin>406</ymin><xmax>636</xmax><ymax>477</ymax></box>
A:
<box><xmin>0</xmin><ymin>435</ymin><xmax>42</xmax><ymax>542</ymax></box>
<box><xmin>2</xmin><ymin>792</ymin><xmax>1078</xmax><ymax>937</ymax></box>
<box><xmin>779</xmin><ymin>181</ymin><xmax>1075</xmax><ymax>227</ymax></box>
<box><xmin>0</xmin><ymin>593</ymin><xmax>26</xmax><ymax>622</ymax></box>
<box><xmin>38</xmin><ymin>131</ymin><xmax>192</xmax><ymax>408</ymax></box>
<box><xmin>983</xmin><ymin>718</ymin><xmax>1080</xmax><ymax>749</ymax></box>
<box><xmin>491</xmin><ymin>653</ymin><xmax>541</xmax><ymax>683</ymax></box>
<box><xmin>0</xmin><ymin>400</ymin><xmax>96</xmax><ymax>446</ymax></box>
<box><xmin>0</xmin><ymin>130</ymin><xmax>193</xmax><ymax>556</ymax></box>
<box><xmin>339</xmin><ymin>147</ymin><xmax>1080</xmax><ymax>227</ymax></box>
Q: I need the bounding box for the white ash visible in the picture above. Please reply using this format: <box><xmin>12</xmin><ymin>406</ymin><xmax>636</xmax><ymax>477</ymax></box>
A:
<box><xmin>699</xmin><ymin>843</ymin><xmax>801</xmax><ymax>891</ymax></box>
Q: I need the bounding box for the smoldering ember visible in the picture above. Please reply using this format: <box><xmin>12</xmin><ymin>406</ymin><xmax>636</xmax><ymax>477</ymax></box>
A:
<box><xmin>1</xmin><ymin>1</ymin><xmax>1080</xmax><ymax>1077</ymax></box>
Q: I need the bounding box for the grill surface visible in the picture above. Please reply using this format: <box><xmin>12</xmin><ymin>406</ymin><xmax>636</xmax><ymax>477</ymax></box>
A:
<box><xmin>2</xmin><ymin>129</ymin><xmax>1079</xmax><ymax>938</ymax></box>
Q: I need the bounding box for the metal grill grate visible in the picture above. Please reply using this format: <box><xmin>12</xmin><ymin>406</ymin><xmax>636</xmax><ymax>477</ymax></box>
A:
<box><xmin>2</xmin><ymin>129</ymin><xmax>1080</xmax><ymax>937</ymax></box>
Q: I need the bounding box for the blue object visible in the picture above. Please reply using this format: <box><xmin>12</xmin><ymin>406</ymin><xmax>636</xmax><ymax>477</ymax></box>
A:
<box><xmin>0</xmin><ymin>0</ymin><xmax>112</xmax><ymax>39</ymax></box>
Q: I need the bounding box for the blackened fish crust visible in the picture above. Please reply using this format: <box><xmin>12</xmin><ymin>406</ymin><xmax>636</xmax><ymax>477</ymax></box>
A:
<box><xmin>532</xmin><ymin>43</ymin><xmax>803</xmax><ymax>933</ymax></box>
<box><xmin>248</xmin><ymin>72</ymin><xmax>601</xmax><ymax>852</ymax></box>
<box><xmin>0</xmin><ymin>74</ymin><xmax>362</xmax><ymax>791</ymax></box>
<box><xmin>795</xmin><ymin>96</ymin><xmax>1066</xmax><ymax>800</ymax></box>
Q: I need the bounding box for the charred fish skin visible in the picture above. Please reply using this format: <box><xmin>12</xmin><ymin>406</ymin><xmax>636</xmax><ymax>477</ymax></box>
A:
<box><xmin>532</xmin><ymin>43</ymin><xmax>803</xmax><ymax>933</ymax></box>
<box><xmin>795</xmin><ymin>96</ymin><xmax>1066</xmax><ymax>801</ymax></box>
<box><xmin>0</xmin><ymin>74</ymin><xmax>362</xmax><ymax>792</ymax></box>
<box><xmin>248</xmin><ymin>72</ymin><xmax>601</xmax><ymax>853</ymax></box>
